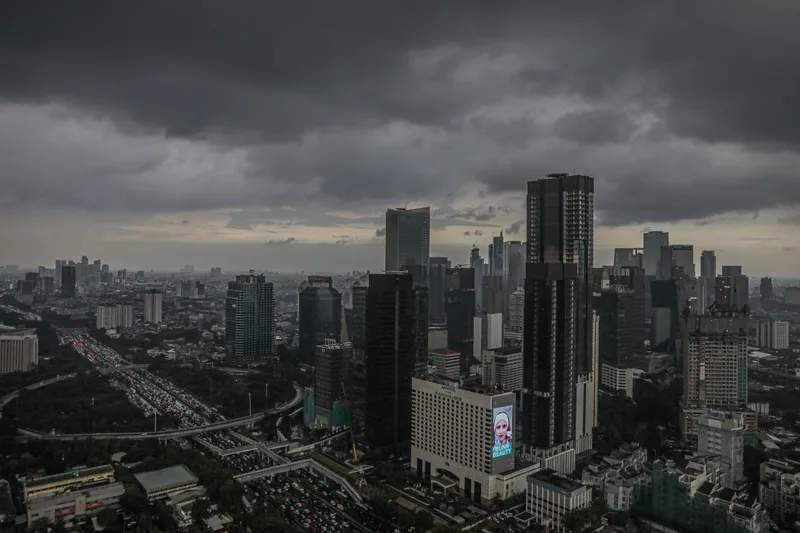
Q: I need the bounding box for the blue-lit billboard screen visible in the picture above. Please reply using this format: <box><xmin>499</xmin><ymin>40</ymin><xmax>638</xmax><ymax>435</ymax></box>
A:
<box><xmin>492</xmin><ymin>405</ymin><xmax>513</xmax><ymax>460</ymax></box>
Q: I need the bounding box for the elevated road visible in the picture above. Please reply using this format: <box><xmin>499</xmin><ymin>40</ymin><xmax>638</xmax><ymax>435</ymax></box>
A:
<box><xmin>17</xmin><ymin>383</ymin><xmax>304</xmax><ymax>441</ymax></box>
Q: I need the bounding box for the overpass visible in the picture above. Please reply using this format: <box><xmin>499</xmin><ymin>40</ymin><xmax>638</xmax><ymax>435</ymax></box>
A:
<box><xmin>234</xmin><ymin>458</ymin><xmax>363</xmax><ymax>503</ymax></box>
<box><xmin>285</xmin><ymin>427</ymin><xmax>351</xmax><ymax>456</ymax></box>
<box><xmin>17</xmin><ymin>383</ymin><xmax>304</xmax><ymax>441</ymax></box>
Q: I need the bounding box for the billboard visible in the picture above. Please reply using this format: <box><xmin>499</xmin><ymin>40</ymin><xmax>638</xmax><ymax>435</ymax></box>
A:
<box><xmin>492</xmin><ymin>405</ymin><xmax>513</xmax><ymax>460</ymax></box>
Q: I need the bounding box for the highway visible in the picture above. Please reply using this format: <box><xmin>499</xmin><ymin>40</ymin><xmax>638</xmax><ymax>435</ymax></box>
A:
<box><xmin>16</xmin><ymin>383</ymin><xmax>303</xmax><ymax>441</ymax></box>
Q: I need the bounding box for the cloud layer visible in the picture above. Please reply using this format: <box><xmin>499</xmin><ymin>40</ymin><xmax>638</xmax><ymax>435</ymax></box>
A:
<box><xmin>2</xmin><ymin>1</ymin><xmax>800</xmax><ymax>270</ymax></box>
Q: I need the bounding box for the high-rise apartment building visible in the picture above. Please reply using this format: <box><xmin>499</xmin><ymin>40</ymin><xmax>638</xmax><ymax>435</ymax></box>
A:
<box><xmin>681</xmin><ymin>310</ymin><xmax>748</xmax><ymax>437</ymax></box>
<box><xmin>384</xmin><ymin>206</ymin><xmax>430</xmax><ymax>285</ymax></box>
<box><xmin>643</xmin><ymin>231</ymin><xmax>669</xmax><ymax>278</ymax></box>
<box><xmin>508</xmin><ymin>287</ymin><xmax>525</xmax><ymax>331</ymax></box>
<box><xmin>298</xmin><ymin>276</ymin><xmax>342</xmax><ymax>362</ymax></box>
<box><xmin>755</xmin><ymin>319</ymin><xmax>789</xmax><ymax>350</ymax></box>
<box><xmin>61</xmin><ymin>265</ymin><xmax>76</xmax><ymax>298</ymax></box>
<box><xmin>0</xmin><ymin>328</ymin><xmax>39</xmax><ymax>374</ymax></box>
<box><xmin>95</xmin><ymin>304</ymin><xmax>132</xmax><ymax>329</ymax></box>
<box><xmin>696</xmin><ymin>411</ymin><xmax>745</xmax><ymax>487</ymax></box>
<box><xmin>700</xmin><ymin>250</ymin><xmax>716</xmax><ymax>280</ymax></box>
<box><xmin>314</xmin><ymin>341</ymin><xmax>352</xmax><ymax>429</ymax></box>
<box><xmin>364</xmin><ymin>272</ymin><xmax>417</xmax><ymax>452</ymax></box>
<box><xmin>523</xmin><ymin>173</ymin><xmax>594</xmax><ymax>471</ymax></box>
<box><xmin>469</xmin><ymin>247</ymin><xmax>484</xmax><ymax>314</ymax></box>
<box><xmin>144</xmin><ymin>289</ymin><xmax>163</xmax><ymax>324</ymax></box>
<box><xmin>225</xmin><ymin>273</ymin><xmax>275</xmax><ymax>364</ymax></box>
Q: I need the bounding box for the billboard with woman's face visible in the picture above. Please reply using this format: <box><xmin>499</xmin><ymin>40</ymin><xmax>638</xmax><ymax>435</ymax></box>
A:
<box><xmin>491</xmin><ymin>405</ymin><xmax>513</xmax><ymax>460</ymax></box>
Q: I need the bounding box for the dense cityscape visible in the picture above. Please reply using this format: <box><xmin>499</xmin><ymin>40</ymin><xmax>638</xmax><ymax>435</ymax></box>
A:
<box><xmin>2</xmin><ymin>172</ymin><xmax>800</xmax><ymax>533</ymax></box>
<box><xmin>4</xmin><ymin>3</ymin><xmax>800</xmax><ymax>533</ymax></box>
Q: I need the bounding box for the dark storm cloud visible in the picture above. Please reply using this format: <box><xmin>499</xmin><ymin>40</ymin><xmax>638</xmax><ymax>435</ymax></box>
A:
<box><xmin>375</xmin><ymin>228</ymin><xmax>386</xmax><ymax>237</ymax></box>
<box><xmin>3</xmin><ymin>0</ymin><xmax>800</xmax><ymax>226</ymax></box>
<box><xmin>505</xmin><ymin>220</ymin><xmax>524</xmax><ymax>235</ymax></box>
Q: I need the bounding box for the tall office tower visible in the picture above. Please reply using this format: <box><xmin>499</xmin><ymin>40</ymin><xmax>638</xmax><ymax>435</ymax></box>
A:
<box><xmin>144</xmin><ymin>289</ymin><xmax>164</xmax><ymax>324</ymax></box>
<box><xmin>722</xmin><ymin>266</ymin><xmax>742</xmax><ymax>277</ymax></box>
<box><xmin>364</xmin><ymin>272</ymin><xmax>416</xmax><ymax>453</ymax></box>
<box><xmin>613</xmin><ymin>248</ymin><xmax>644</xmax><ymax>268</ymax></box>
<box><xmin>80</xmin><ymin>255</ymin><xmax>89</xmax><ymax>282</ymax></box>
<box><xmin>428</xmin><ymin>257</ymin><xmax>450</xmax><ymax>325</ymax></box>
<box><xmin>523</xmin><ymin>173</ymin><xmax>593</xmax><ymax>471</ymax></box>
<box><xmin>660</xmin><ymin>244</ymin><xmax>695</xmax><ymax>279</ymax></box>
<box><xmin>718</xmin><ymin>266</ymin><xmax>749</xmax><ymax>309</ymax></box>
<box><xmin>385</xmin><ymin>206</ymin><xmax>430</xmax><ymax>285</ymax></box>
<box><xmin>504</xmin><ymin>241</ymin><xmax>526</xmax><ymax>295</ymax></box>
<box><xmin>445</xmin><ymin>267</ymin><xmax>476</xmax><ymax>371</ymax></box>
<box><xmin>760</xmin><ymin>277</ymin><xmax>773</xmax><ymax>301</ymax></box>
<box><xmin>755</xmin><ymin>319</ymin><xmax>790</xmax><ymax>350</ymax></box>
<box><xmin>298</xmin><ymin>276</ymin><xmax>342</xmax><ymax>362</ymax></box>
<box><xmin>413</xmin><ymin>286</ymin><xmax>429</xmax><ymax>374</ymax></box>
<box><xmin>481</xmin><ymin>275</ymin><xmax>505</xmax><ymax>315</ymax></box>
<box><xmin>700</xmin><ymin>250</ymin><xmax>716</xmax><ymax>280</ymax></box>
<box><xmin>594</xmin><ymin>288</ymin><xmax>637</xmax><ymax>365</ymax></box>
<box><xmin>101</xmin><ymin>264</ymin><xmax>109</xmax><ymax>275</ymax></box>
<box><xmin>489</xmin><ymin>232</ymin><xmax>504</xmax><ymax>277</ymax></box>
<box><xmin>60</xmin><ymin>265</ymin><xmax>76</xmax><ymax>298</ymax></box>
<box><xmin>473</xmin><ymin>313</ymin><xmax>503</xmax><ymax>364</ymax></box>
<box><xmin>55</xmin><ymin>260</ymin><xmax>64</xmax><ymax>284</ymax></box>
<box><xmin>225</xmin><ymin>273</ymin><xmax>275</xmax><ymax>365</ymax></box>
<box><xmin>350</xmin><ymin>283</ymin><xmax>368</xmax><ymax>360</ymax></box>
<box><xmin>314</xmin><ymin>341</ymin><xmax>353</xmax><ymax>429</ymax></box>
<box><xmin>469</xmin><ymin>247</ymin><xmax>484</xmax><ymax>314</ymax></box>
<box><xmin>643</xmin><ymin>231</ymin><xmax>669</xmax><ymax>277</ymax></box>
<box><xmin>681</xmin><ymin>309</ymin><xmax>748</xmax><ymax>438</ymax></box>
<box><xmin>594</xmin><ymin>266</ymin><xmax>646</xmax><ymax>351</ymax></box>
<box><xmin>574</xmin><ymin>311</ymin><xmax>599</xmax><ymax>455</ymax></box>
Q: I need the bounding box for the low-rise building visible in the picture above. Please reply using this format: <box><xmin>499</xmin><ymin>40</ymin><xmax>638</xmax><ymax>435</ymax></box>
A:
<box><xmin>601</xmin><ymin>363</ymin><xmax>634</xmax><ymax>398</ymax></box>
<box><xmin>582</xmin><ymin>443</ymin><xmax>649</xmax><ymax>511</ymax></box>
<box><xmin>0</xmin><ymin>328</ymin><xmax>38</xmax><ymax>374</ymax></box>
<box><xmin>24</xmin><ymin>465</ymin><xmax>115</xmax><ymax>502</ymax></box>
<box><xmin>134</xmin><ymin>465</ymin><xmax>199</xmax><ymax>500</ymax></box>
<box><xmin>526</xmin><ymin>469</ymin><xmax>592</xmax><ymax>532</ymax></box>
<box><xmin>481</xmin><ymin>346</ymin><xmax>523</xmax><ymax>392</ymax></box>
<box><xmin>431</xmin><ymin>349</ymin><xmax>460</xmax><ymax>380</ymax></box>
<box><xmin>759</xmin><ymin>457</ymin><xmax>800</xmax><ymax>523</ymax></box>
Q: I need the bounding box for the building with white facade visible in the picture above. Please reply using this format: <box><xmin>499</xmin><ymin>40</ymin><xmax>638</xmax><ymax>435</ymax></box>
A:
<box><xmin>582</xmin><ymin>443</ymin><xmax>650</xmax><ymax>512</ymax></box>
<box><xmin>411</xmin><ymin>377</ymin><xmax>539</xmax><ymax>504</ymax></box>
<box><xmin>574</xmin><ymin>311</ymin><xmax>600</xmax><ymax>455</ymax></box>
<box><xmin>601</xmin><ymin>363</ymin><xmax>634</xmax><ymax>398</ymax></box>
<box><xmin>759</xmin><ymin>458</ymin><xmax>800</xmax><ymax>523</ymax></box>
<box><xmin>755</xmin><ymin>320</ymin><xmax>789</xmax><ymax>350</ymax></box>
<box><xmin>144</xmin><ymin>289</ymin><xmax>163</xmax><ymax>324</ymax></box>
<box><xmin>526</xmin><ymin>469</ymin><xmax>591</xmax><ymax>532</ymax></box>
<box><xmin>481</xmin><ymin>346</ymin><xmax>523</xmax><ymax>392</ymax></box>
<box><xmin>697</xmin><ymin>410</ymin><xmax>745</xmax><ymax>487</ymax></box>
<box><xmin>473</xmin><ymin>313</ymin><xmax>503</xmax><ymax>364</ymax></box>
<box><xmin>0</xmin><ymin>328</ymin><xmax>38</xmax><ymax>374</ymax></box>
<box><xmin>96</xmin><ymin>304</ymin><xmax>133</xmax><ymax>330</ymax></box>
<box><xmin>431</xmin><ymin>349</ymin><xmax>460</xmax><ymax>380</ymax></box>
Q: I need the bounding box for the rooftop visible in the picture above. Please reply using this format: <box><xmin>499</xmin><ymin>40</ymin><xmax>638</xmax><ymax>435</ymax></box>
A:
<box><xmin>529</xmin><ymin>469</ymin><xmax>584</xmax><ymax>493</ymax></box>
<box><xmin>134</xmin><ymin>465</ymin><xmax>198</xmax><ymax>494</ymax></box>
<box><xmin>432</xmin><ymin>348</ymin><xmax>459</xmax><ymax>356</ymax></box>
<box><xmin>25</xmin><ymin>465</ymin><xmax>114</xmax><ymax>489</ymax></box>
<box><xmin>490</xmin><ymin>346</ymin><xmax>522</xmax><ymax>355</ymax></box>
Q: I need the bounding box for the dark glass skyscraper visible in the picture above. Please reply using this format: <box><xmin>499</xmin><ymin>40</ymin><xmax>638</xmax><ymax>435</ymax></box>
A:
<box><xmin>445</xmin><ymin>267</ymin><xmax>475</xmax><ymax>371</ymax></box>
<box><xmin>365</xmin><ymin>272</ymin><xmax>416</xmax><ymax>453</ymax></box>
<box><xmin>523</xmin><ymin>174</ymin><xmax>594</xmax><ymax>451</ymax></box>
<box><xmin>428</xmin><ymin>257</ymin><xmax>450</xmax><ymax>325</ymax></box>
<box><xmin>298</xmin><ymin>276</ymin><xmax>342</xmax><ymax>361</ymax></box>
<box><xmin>60</xmin><ymin>265</ymin><xmax>76</xmax><ymax>298</ymax></box>
<box><xmin>385</xmin><ymin>207</ymin><xmax>430</xmax><ymax>285</ymax></box>
<box><xmin>225</xmin><ymin>273</ymin><xmax>275</xmax><ymax>364</ymax></box>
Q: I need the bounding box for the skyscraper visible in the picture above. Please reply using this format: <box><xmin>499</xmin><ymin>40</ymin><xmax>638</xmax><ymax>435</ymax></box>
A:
<box><xmin>643</xmin><ymin>231</ymin><xmax>669</xmax><ymax>278</ymax></box>
<box><xmin>60</xmin><ymin>265</ymin><xmax>76</xmax><ymax>298</ymax></box>
<box><xmin>445</xmin><ymin>267</ymin><xmax>476</xmax><ymax>371</ymax></box>
<box><xmin>489</xmin><ymin>232</ymin><xmax>504</xmax><ymax>277</ymax></box>
<box><xmin>144</xmin><ymin>289</ymin><xmax>163</xmax><ymax>324</ymax></box>
<box><xmin>314</xmin><ymin>341</ymin><xmax>353</xmax><ymax>429</ymax></box>
<box><xmin>700</xmin><ymin>250</ymin><xmax>716</xmax><ymax>280</ymax></box>
<box><xmin>385</xmin><ymin>206</ymin><xmax>430</xmax><ymax>285</ymax></box>
<box><xmin>659</xmin><ymin>244</ymin><xmax>695</xmax><ymax>279</ymax></box>
<box><xmin>504</xmin><ymin>240</ymin><xmax>526</xmax><ymax>295</ymax></box>
<box><xmin>613</xmin><ymin>248</ymin><xmax>644</xmax><ymax>268</ymax></box>
<box><xmin>350</xmin><ymin>283</ymin><xmax>368</xmax><ymax>361</ymax></box>
<box><xmin>225</xmin><ymin>273</ymin><xmax>275</xmax><ymax>364</ymax></box>
<box><xmin>364</xmin><ymin>272</ymin><xmax>417</xmax><ymax>452</ymax></box>
<box><xmin>523</xmin><ymin>173</ymin><xmax>594</xmax><ymax>469</ymax></box>
<box><xmin>298</xmin><ymin>276</ymin><xmax>342</xmax><ymax>362</ymax></box>
<box><xmin>760</xmin><ymin>277</ymin><xmax>773</xmax><ymax>302</ymax></box>
<box><xmin>428</xmin><ymin>257</ymin><xmax>450</xmax><ymax>325</ymax></box>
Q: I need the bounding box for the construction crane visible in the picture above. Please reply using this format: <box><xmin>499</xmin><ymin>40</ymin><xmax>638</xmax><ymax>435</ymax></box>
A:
<box><xmin>341</xmin><ymin>382</ymin><xmax>359</xmax><ymax>464</ymax></box>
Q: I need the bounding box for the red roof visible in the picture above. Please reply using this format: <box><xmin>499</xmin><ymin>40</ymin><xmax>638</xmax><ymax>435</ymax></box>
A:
<box><xmin>433</xmin><ymin>348</ymin><xmax>459</xmax><ymax>355</ymax></box>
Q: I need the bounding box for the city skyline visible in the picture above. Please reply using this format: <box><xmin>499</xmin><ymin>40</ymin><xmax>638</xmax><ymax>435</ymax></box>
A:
<box><xmin>3</xmin><ymin>3</ymin><xmax>800</xmax><ymax>276</ymax></box>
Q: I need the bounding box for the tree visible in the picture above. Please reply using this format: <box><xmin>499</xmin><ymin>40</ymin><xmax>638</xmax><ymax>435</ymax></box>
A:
<box><xmin>97</xmin><ymin>507</ymin><xmax>119</xmax><ymax>527</ymax></box>
<box><xmin>415</xmin><ymin>510</ymin><xmax>435</xmax><ymax>530</ymax></box>
<box><xmin>192</xmin><ymin>497</ymin><xmax>212</xmax><ymax>521</ymax></box>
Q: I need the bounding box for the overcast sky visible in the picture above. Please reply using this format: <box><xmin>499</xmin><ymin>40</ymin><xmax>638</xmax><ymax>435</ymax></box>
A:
<box><xmin>2</xmin><ymin>1</ymin><xmax>800</xmax><ymax>275</ymax></box>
